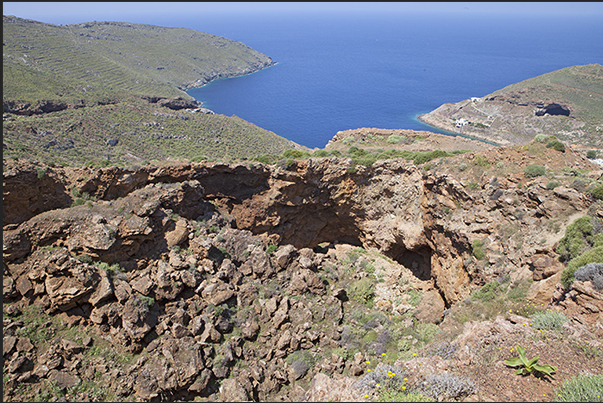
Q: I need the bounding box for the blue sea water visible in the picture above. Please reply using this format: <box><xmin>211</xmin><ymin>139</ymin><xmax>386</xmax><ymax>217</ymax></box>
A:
<box><xmin>173</xmin><ymin>12</ymin><xmax>603</xmax><ymax>149</ymax></box>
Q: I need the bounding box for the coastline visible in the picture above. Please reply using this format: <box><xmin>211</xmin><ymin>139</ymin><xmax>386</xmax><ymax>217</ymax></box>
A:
<box><xmin>182</xmin><ymin>60</ymin><xmax>278</xmax><ymax>93</ymax></box>
<box><xmin>416</xmin><ymin>112</ymin><xmax>508</xmax><ymax>147</ymax></box>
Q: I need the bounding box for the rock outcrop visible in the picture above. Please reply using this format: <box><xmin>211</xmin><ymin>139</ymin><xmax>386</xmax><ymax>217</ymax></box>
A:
<box><xmin>3</xmin><ymin>152</ymin><xmax>602</xmax><ymax>401</ymax></box>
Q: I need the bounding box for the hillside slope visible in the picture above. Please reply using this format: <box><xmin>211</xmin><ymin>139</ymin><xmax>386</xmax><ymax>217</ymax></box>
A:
<box><xmin>3</xmin><ymin>15</ymin><xmax>275</xmax><ymax>103</ymax></box>
<box><xmin>3</xmin><ymin>140</ymin><xmax>603</xmax><ymax>402</ymax></box>
<box><xmin>418</xmin><ymin>64</ymin><xmax>603</xmax><ymax>150</ymax></box>
<box><xmin>2</xmin><ymin>16</ymin><xmax>305</xmax><ymax>164</ymax></box>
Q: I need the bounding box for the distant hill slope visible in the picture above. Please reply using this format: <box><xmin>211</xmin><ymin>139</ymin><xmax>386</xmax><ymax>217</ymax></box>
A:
<box><xmin>2</xmin><ymin>15</ymin><xmax>305</xmax><ymax>165</ymax></box>
<box><xmin>2</xmin><ymin>15</ymin><xmax>275</xmax><ymax>103</ymax></box>
<box><xmin>418</xmin><ymin>64</ymin><xmax>603</xmax><ymax>149</ymax></box>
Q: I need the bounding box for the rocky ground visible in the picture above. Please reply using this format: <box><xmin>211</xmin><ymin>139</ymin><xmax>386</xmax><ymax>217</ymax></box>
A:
<box><xmin>3</xmin><ymin>139</ymin><xmax>603</xmax><ymax>402</ymax></box>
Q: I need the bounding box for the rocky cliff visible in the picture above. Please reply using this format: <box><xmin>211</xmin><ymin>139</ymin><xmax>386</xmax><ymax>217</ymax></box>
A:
<box><xmin>3</xmin><ymin>148</ymin><xmax>603</xmax><ymax>401</ymax></box>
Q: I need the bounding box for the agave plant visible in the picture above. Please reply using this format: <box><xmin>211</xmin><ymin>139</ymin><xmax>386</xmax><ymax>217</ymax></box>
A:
<box><xmin>504</xmin><ymin>345</ymin><xmax>556</xmax><ymax>380</ymax></box>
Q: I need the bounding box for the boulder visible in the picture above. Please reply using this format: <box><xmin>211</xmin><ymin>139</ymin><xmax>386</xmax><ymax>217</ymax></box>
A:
<box><xmin>165</xmin><ymin>219</ymin><xmax>189</xmax><ymax>247</ymax></box>
<box><xmin>45</xmin><ymin>276</ymin><xmax>94</xmax><ymax>311</ymax></box>
<box><xmin>47</xmin><ymin>369</ymin><xmax>80</xmax><ymax>390</ymax></box>
<box><xmin>413</xmin><ymin>290</ymin><xmax>445</xmax><ymax>324</ymax></box>
<box><xmin>220</xmin><ymin>377</ymin><xmax>250</xmax><ymax>401</ymax></box>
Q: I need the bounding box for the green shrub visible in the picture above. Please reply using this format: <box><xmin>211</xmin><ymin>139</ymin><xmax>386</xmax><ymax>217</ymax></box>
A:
<box><xmin>561</xmin><ymin>245</ymin><xmax>603</xmax><ymax>288</ymax></box>
<box><xmin>348</xmin><ymin>277</ymin><xmax>375</xmax><ymax>306</ymax></box>
<box><xmin>134</xmin><ymin>295</ymin><xmax>155</xmax><ymax>308</ymax></box>
<box><xmin>554</xmin><ymin>373</ymin><xmax>603</xmax><ymax>402</ymax></box>
<box><xmin>386</xmin><ymin>134</ymin><xmax>405</xmax><ymax>144</ymax></box>
<box><xmin>524</xmin><ymin>164</ymin><xmax>546</xmax><ymax>178</ymax></box>
<box><xmin>471</xmin><ymin>280</ymin><xmax>503</xmax><ymax>302</ymax></box>
<box><xmin>415</xmin><ymin>323</ymin><xmax>439</xmax><ymax>344</ymax></box>
<box><xmin>408</xmin><ymin>289</ymin><xmax>421</xmax><ymax>306</ymax></box>
<box><xmin>590</xmin><ymin>184</ymin><xmax>603</xmax><ymax>200</ymax></box>
<box><xmin>413</xmin><ymin>150</ymin><xmax>448</xmax><ymax>165</ymax></box>
<box><xmin>471</xmin><ymin>239</ymin><xmax>486</xmax><ymax>260</ymax></box>
<box><xmin>530</xmin><ymin>310</ymin><xmax>568</xmax><ymax>331</ymax></box>
<box><xmin>533</xmin><ymin>134</ymin><xmax>549</xmax><ymax>143</ymax></box>
<box><xmin>546</xmin><ymin>181</ymin><xmax>560</xmax><ymax>190</ymax></box>
<box><xmin>421</xmin><ymin>372</ymin><xmax>477</xmax><ymax>401</ymax></box>
<box><xmin>546</xmin><ymin>140</ymin><xmax>566</xmax><ymax>152</ymax></box>
<box><xmin>556</xmin><ymin>216</ymin><xmax>595</xmax><ymax>262</ymax></box>
<box><xmin>282</xmin><ymin>149</ymin><xmax>310</xmax><ymax>160</ymax></box>
<box><xmin>312</xmin><ymin>149</ymin><xmax>330</xmax><ymax>158</ymax></box>
<box><xmin>586</xmin><ymin>150</ymin><xmax>598</xmax><ymax>159</ymax></box>
<box><xmin>36</xmin><ymin>167</ymin><xmax>46</xmax><ymax>179</ymax></box>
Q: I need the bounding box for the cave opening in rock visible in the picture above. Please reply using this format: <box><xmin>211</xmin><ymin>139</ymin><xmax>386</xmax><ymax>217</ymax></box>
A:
<box><xmin>384</xmin><ymin>243</ymin><xmax>433</xmax><ymax>281</ymax></box>
<box><xmin>535</xmin><ymin>103</ymin><xmax>571</xmax><ymax>117</ymax></box>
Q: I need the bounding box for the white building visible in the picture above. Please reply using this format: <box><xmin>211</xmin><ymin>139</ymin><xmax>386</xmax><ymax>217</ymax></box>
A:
<box><xmin>455</xmin><ymin>118</ymin><xmax>469</xmax><ymax>128</ymax></box>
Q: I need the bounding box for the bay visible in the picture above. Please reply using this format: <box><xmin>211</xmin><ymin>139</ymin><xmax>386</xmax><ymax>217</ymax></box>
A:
<box><xmin>175</xmin><ymin>11</ymin><xmax>603</xmax><ymax>149</ymax></box>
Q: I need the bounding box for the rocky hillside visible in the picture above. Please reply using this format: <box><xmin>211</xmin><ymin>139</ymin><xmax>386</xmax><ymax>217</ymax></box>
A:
<box><xmin>418</xmin><ymin>64</ymin><xmax>603</xmax><ymax>151</ymax></box>
<box><xmin>2</xmin><ymin>16</ymin><xmax>305</xmax><ymax>165</ymax></box>
<box><xmin>2</xmin><ymin>15</ymin><xmax>275</xmax><ymax>105</ymax></box>
<box><xmin>3</xmin><ymin>140</ymin><xmax>603</xmax><ymax>402</ymax></box>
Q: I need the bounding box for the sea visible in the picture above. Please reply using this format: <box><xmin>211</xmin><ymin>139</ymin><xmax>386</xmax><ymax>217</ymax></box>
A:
<box><xmin>167</xmin><ymin>11</ymin><xmax>601</xmax><ymax>149</ymax></box>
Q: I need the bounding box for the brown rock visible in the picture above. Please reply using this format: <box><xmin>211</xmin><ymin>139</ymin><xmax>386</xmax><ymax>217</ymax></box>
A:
<box><xmin>200</xmin><ymin>323</ymin><xmax>222</xmax><ymax>343</ymax></box>
<box><xmin>88</xmin><ymin>269</ymin><xmax>114</xmax><ymax>306</ymax></box>
<box><xmin>16</xmin><ymin>337</ymin><xmax>34</xmax><ymax>352</ymax></box>
<box><xmin>114</xmin><ymin>279</ymin><xmax>132</xmax><ymax>303</ymax></box>
<box><xmin>15</xmin><ymin>275</ymin><xmax>33</xmax><ymax>297</ymax></box>
<box><xmin>165</xmin><ymin>219</ymin><xmax>189</xmax><ymax>247</ymax></box>
<box><xmin>242</xmin><ymin>319</ymin><xmax>260</xmax><ymax>341</ymax></box>
<box><xmin>3</xmin><ymin>336</ymin><xmax>17</xmax><ymax>357</ymax></box>
<box><xmin>527</xmin><ymin>272</ymin><xmax>562</xmax><ymax>305</ymax></box>
<box><xmin>172</xmin><ymin>323</ymin><xmax>193</xmax><ymax>338</ymax></box>
<box><xmin>413</xmin><ymin>290</ymin><xmax>445</xmax><ymax>324</ymax></box>
<box><xmin>274</xmin><ymin>244</ymin><xmax>297</xmax><ymax>269</ymax></box>
<box><xmin>45</xmin><ymin>276</ymin><xmax>93</xmax><ymax>311</ymax></box>
<box><xmin>131</xmin><ymin>275</ymin><xmax>154</xmax><ymax>296</ymax></box>
<box><xmin>48</xmin><ymin>369</ymin><xmax>81</xmax><ymax>390</ymax></box>
<box><xmin>201</xmin><ymin>280</ymin><xmax>235</xmax><ymax>306</ymax></box>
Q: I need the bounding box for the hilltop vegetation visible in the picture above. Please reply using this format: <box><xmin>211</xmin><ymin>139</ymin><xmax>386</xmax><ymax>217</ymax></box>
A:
<box><xmin>2</xmin><ymin>15</ymin><xmax>304</xmax><ymax>165</ymax></box>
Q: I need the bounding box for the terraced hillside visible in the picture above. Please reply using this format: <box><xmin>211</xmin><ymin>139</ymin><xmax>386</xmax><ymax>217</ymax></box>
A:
<box><xmin>418</xmin><ymin>64</ymin><xmax>603</xmax><ymax>150</ymax></box>
<box><xmin>3</xmin><ymin>15</ymin><xmax>275</xmax><ymax>103</ymax></box>
<box><xmin>2</xmin><ymin>16</ymin><xmax>305</xmax><ymax>165</ymax></box>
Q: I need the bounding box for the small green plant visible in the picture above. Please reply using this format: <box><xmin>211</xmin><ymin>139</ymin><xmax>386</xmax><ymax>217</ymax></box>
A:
<box><xmin>407</xmin><ymin>289</ymin><xmax>421</xmax><ymax>306</ymax></box>
<box><xmin>524</xmin><ymin>164</ymin><xmax>546</xmax><ymax>178</ymax></box>
<box><xmin>546</xmin><ymin>140</ymin><xmax>566</xmax><ymax>152</ymax></box>
<box><xmin>530</xmin><ymin>310</ymin><xmax>568</xmax><ymax>331</ymax></box>
<box><xmin>504</xmin><ymin>345</ymin><xmax>556</xmax><ymax>380</ymax></box>
<box><xmin>546</xmin><ymin>181</ymin><xmax>560</xmax><ymax>190</ymax></box>
<box><xmin>470</xmin><ymin>280</ymin><xmax>502</xmax><ymax>302</ymax></box>
<box><xmin>586</xmin><ymin>150</ymin><xmax>598</xmax><ymax>159</ymax></box>
<box><xmin>36</xmin><ymin>167</ymin><xmax>47</xmax><ymax>179</ymax></box>
<box><xmin>348</xmin><ymin>277</ymin><xmax>375</xmax><ymax>306</ymax></box>
<box><xmin>386</xmin><ymin>134</ymin><xmax>404</xmax><ymax>144</ymax></box>
<box><xmin>134</xmin><ymin>295</ymin><xmax>155</xmax><ymax>308</ymax></box>
<box><xmin>471</xmin><ymin>239</ymin><xmax>486</xmax><ymax>260</ymax></box>
<box><xmin>266</xmin><ymin>244</ymin><xmax>278</xmax><ymax>255</ymax></box>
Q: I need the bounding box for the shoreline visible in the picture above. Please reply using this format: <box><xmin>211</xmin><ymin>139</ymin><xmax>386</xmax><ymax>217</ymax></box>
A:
<box><xmin>183</xmin><ymin>60</ymin><xmax>278</xmax><ymax>93</ymax></box>
<box><xmin>416</xmin><ymin>112</ymin><xmax>508</xmax><ymax>147</ymax></box>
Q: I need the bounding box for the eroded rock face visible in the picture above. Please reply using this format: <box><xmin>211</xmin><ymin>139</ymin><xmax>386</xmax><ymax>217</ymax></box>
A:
<box><xmin>3</xmin><ymin>157</ymin><xmax>595</xmax><ymax>308</ymax></box>
<box><xmin>3</xmin><ymin>156</ymin><xmax>601</xmax><ymax>402</ymax></box>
